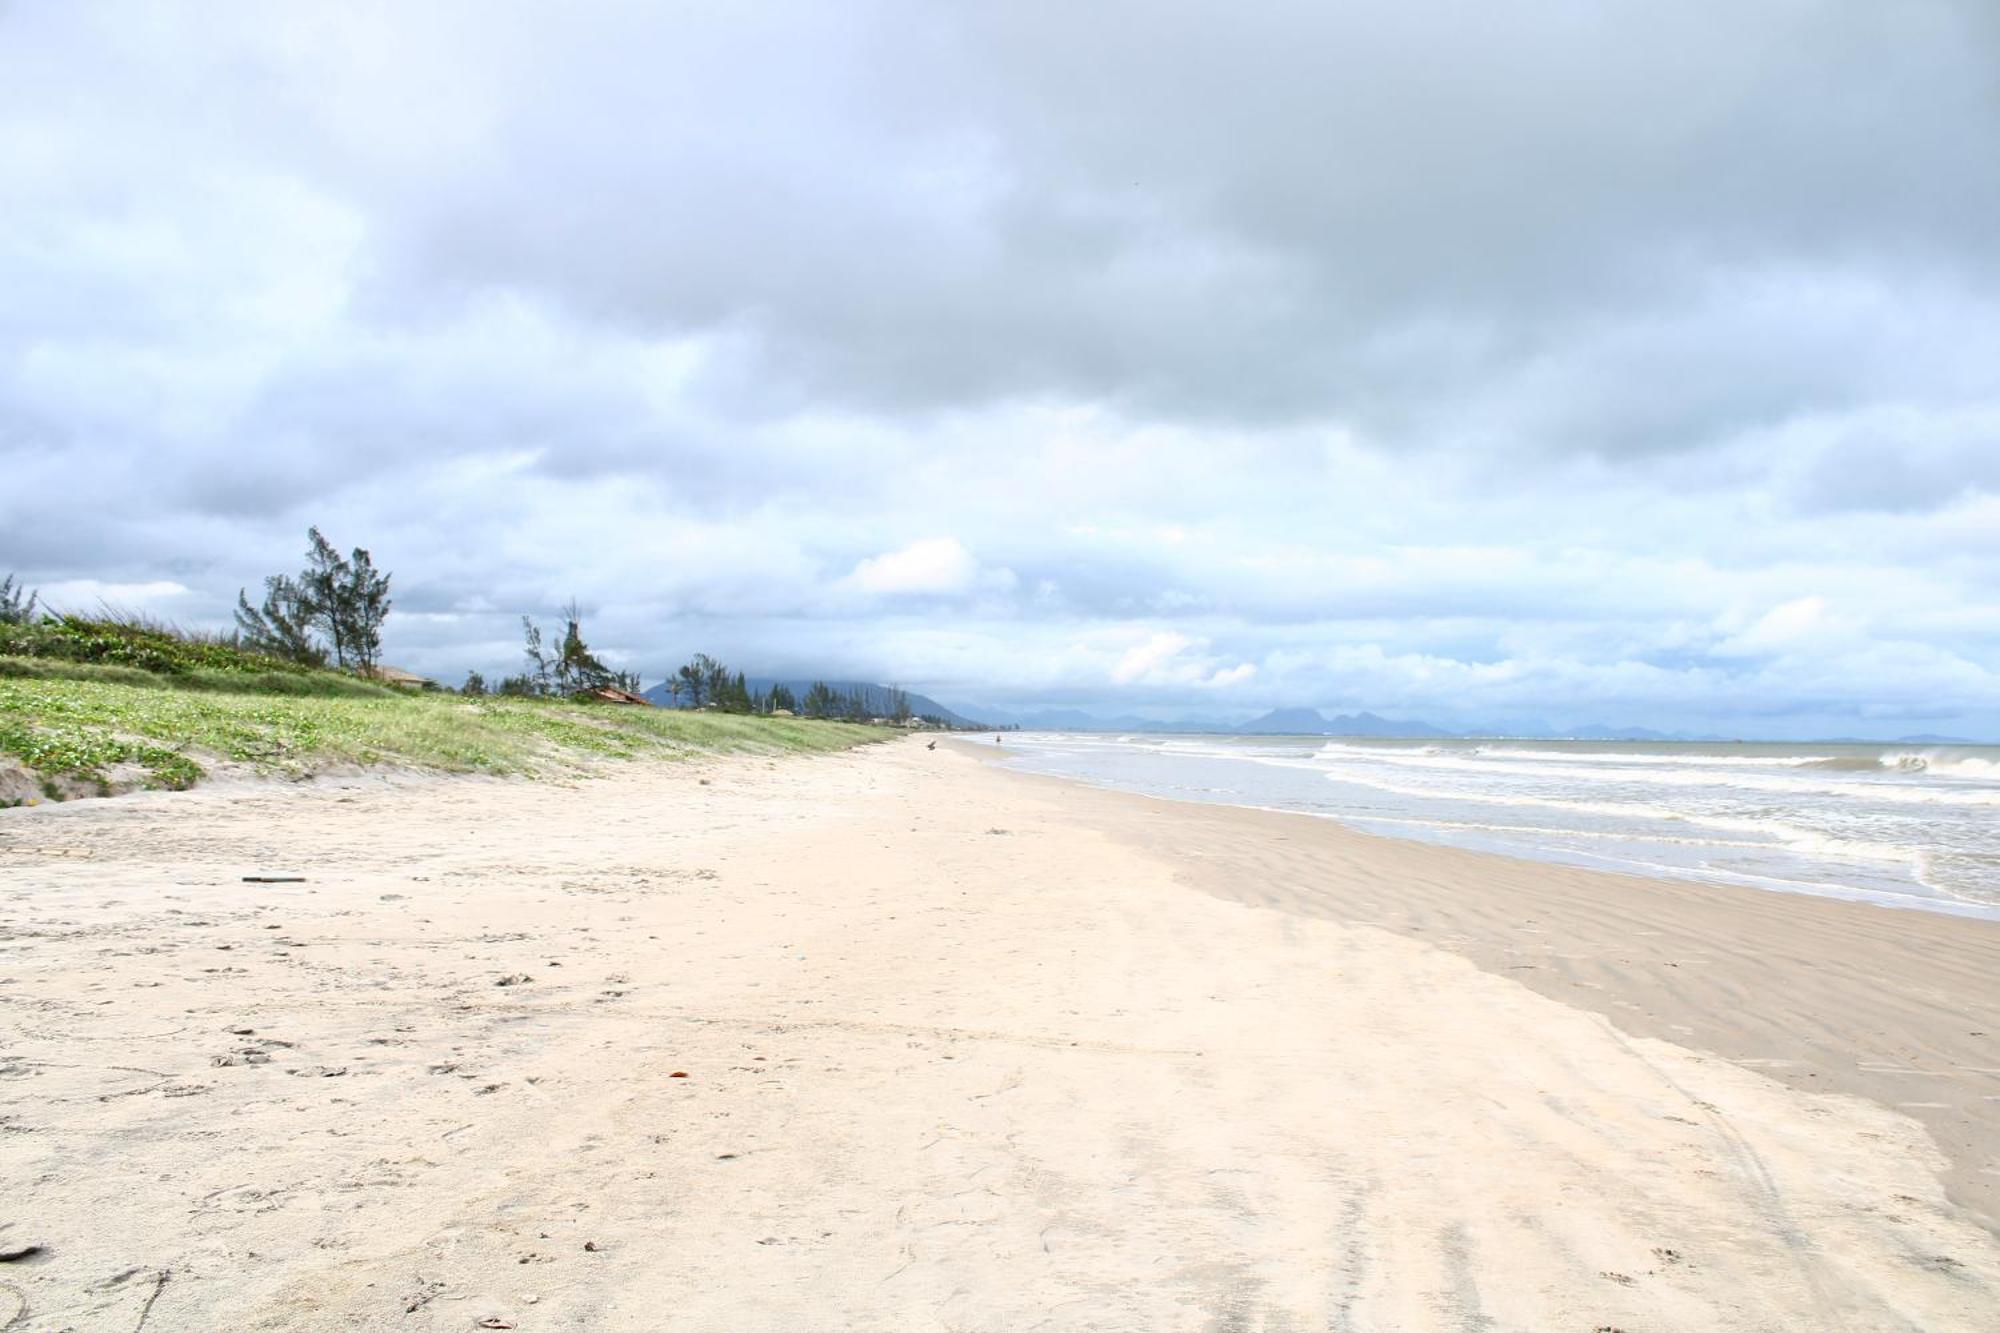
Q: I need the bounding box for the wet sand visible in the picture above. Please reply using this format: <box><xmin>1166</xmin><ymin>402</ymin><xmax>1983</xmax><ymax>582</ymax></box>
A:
<box><xmin>1015</xmin><ymin>766</ymin><xmax>2000</xmax><ymax>1234</ymax></box>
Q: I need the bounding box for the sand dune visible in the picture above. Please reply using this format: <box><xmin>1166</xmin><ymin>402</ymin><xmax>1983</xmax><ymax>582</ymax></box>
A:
<box><xmin>2</xmin><ymin>740</ymin><xmax>1997</xmax><ymax>1329</ymax></box>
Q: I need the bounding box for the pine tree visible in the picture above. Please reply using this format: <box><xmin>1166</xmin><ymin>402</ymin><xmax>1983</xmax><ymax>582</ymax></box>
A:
<box><xmin>522</xmin><ymin>617</ymin><xmax>552</xmax><ymax>695</ymax></box>
<box><xmin>0</xmin><ymin>574</ymin><xmax>38</xmax><ymax>626</ymax></box>
<box><xmin>234</xmin><ymin>575</ymin><xmax>326</xmax><ymax>666</ymax></box>
<box><xmin>555</xmin><ymin>599</ymin><xmax>612</xmax><ymax>694</ymax></box>
<box><xmin>677</xmin><ymin>654</ymin><xmax>719</xmax><ymax>708</ymax></box>
<box><xmin>345</xmin><ymin>544</ymin><xmax>392</xmax><ymax>673</ymax></box>
<box><xmin>301</xmin><ymin>528</ymin><xmax>353</xmax><ymax>667</ymax></box>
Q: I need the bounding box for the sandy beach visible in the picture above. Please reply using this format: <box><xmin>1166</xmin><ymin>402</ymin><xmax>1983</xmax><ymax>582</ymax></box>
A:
<box><xmin>5</xmin><ymin>739</ymin><xmax>2000</xmax><ymax>1330</ymax></box>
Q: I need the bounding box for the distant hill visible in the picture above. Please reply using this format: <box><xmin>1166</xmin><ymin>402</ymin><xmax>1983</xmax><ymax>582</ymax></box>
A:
<box><xmin>1235</xmin><ymin>708</ymin><xmax>1451</xmax><ymax>737</ymax></box>
<box><xmin>640</xmin><ymin>677</ymin><xmax>988</xmax><ymax>728</ymax></box>
<box><xmin>985</xmin><ymin>707</ymin><xmax>1216</xmax><ymax>733</ymax></box>
<box><xmin>1563</xmin><ymin>723</ymin><xmax>1677</xmax><ymax>742</ymax></box>
<box><xmin>974</xmin><ymin>705</ymin><xmax>1453</xmax><ymax>737</ymax></box>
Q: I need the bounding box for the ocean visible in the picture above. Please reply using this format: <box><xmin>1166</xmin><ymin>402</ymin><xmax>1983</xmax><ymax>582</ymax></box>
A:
<box><xmin>995</xmin><ymin>733</ymin><xmax>2000</xmax><ymax>919</ymax></box>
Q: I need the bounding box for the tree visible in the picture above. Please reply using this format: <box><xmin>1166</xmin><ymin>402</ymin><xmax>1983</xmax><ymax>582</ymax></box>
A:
<box><xmin>521</xmin><ymin>617</ymin><xmax>553</xmax><ymax>694</ymax></box>
<box><xmin>300</xmin><ymin>528</ymin><xmax>354</xmax><ymax>667</ymax></box>
<box><xmin>555</xmin><ymin>599</ymin><xmax>612</xmax><ymax>694</ymax></box>
<box><xmin>462</xmin><ymin>670</ymin><xmax>487</xmax><ymax>696</ymax></box>
<box><xmin>234</xmin><ymin>575</ymin><xmax>326</xmax><ymax>666</ymax></box>
<box><xmin>767</xmin><ymin>682</ymin><xmax>797</xmax><ymax>713</ymax></box>
<box><xmin>344</xmin><ymin>544</ymin><xmax>392</xmax><ymax>673</ymax></box>
<box><xmin>802</xmin><ymin>680</ymin><xmax>838</xmax><ymax>719</ymax></box>
<box><xmin>237</xmin><ymin>528</ymin><xmax>392</xmax><ymax>672</ymax></box>
<box><xmin>703</xmin><ymin>656</ymin><xmax>731</xmax><ymax>708</ymax></box>
<box><xmin>496</xmin><ymin>673</ymin><xmax>537</xmax><ymax>697</ymax></box>
<box><xmin>887</xmin><ymin>685</ymin><xmax>911</xmax><ymax>723</ymax></box>
<box><xmin>677</xmin><ymin>653</ymin><xmax>720</xmax><ymax>709</ymax></box>
<box><xmin>719</xmin><ymin>669</ymin><xmax>752</xmax><ymax>713</ymax></box>
<box><xmin>0</xmin><ymin>574</ymin><xmax>38</xmax><ymax>626</ymax></box>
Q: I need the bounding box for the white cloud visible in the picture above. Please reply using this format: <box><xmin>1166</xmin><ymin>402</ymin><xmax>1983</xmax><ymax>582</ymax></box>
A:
<box><xmin>1111</xmin><ymin>631</ymin><xmax>1195</xmax><ymax>685</ymax></box>
<box><xmin>1107</xmin><ymin>631</ymin><xmax>1257</xmax><ymax>690</ymax></box>
<box><xmin>1713</xmin><ymin>596</ymin><xmax>1851</xmax><ymax>658</ymax></box>
<box><xmin>35</xmin><ymin>580</ymin><xmax>192</xmax><ymax>611</ymax></box>
<box><xmin>845</xmin><ymin>538</ymin><xmax>983</xmax><ymax>596</ymax></box>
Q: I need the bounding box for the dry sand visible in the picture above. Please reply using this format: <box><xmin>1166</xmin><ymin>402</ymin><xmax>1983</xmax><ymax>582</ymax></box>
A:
<box><xmin>3</xmin><ymin>738</ymin><xmax>1999</xmax><ymax>1330</ymax></box>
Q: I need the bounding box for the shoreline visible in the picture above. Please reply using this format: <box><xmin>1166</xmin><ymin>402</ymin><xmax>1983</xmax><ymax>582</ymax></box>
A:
<box><xmin>5</xmin><ymin>739</ymin><xmax>1999</xmax><ymax>1327</ymax></box>
<box><xmin>984</xmin><ymin>732</ymin><xmax>2000</xmax><ymax>923</ymax></box>
<box><xmin>976</xmin><ymin>750</ymin><xmax>2000</xmax><ymax>1233</ymax></box>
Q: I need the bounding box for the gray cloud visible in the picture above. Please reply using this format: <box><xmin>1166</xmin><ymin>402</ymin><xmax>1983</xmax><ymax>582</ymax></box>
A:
<box><xmin>1</xmin><ymin>1</ymin><xmax>1997</xmax><ymax>736</ymax></box>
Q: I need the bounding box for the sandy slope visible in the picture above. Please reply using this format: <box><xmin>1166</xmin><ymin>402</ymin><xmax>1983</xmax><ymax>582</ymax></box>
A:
<box><xmin>2</xmin><ymin>740</ymin><xmax>1997</xmax><ymax>1330</ymax></box>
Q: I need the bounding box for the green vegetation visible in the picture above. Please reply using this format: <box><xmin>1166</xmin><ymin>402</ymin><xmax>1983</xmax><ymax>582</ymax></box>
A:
<box><xmin>0</xmin><ymin>673</ymin><xmax>879</xmax><ymax>802</ymax></box>
<box><xmin>0</xmin><ymin>563</ymin><xmax>892</xmax><ymax>805</ymax></box>
<box><xmin>0</xmin><ymin>611</ymin><xmax>343</xmax><ymax>681</ymax></box>
<box><xmin>236</xmin><ymin>527</ymin><xmax>392</xmax><ymax>672</ymax></box>
<box><xmin>0</xmin><ymin>577</ymin><xmax>879</xmax><ymax>804</ymax></box>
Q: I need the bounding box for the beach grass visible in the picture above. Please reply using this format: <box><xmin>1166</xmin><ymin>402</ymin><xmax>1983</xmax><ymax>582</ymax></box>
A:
<box><xmin>0</xmin><ymin>667</ymin><xmax>882</xmax><ymax>802</ymax></box>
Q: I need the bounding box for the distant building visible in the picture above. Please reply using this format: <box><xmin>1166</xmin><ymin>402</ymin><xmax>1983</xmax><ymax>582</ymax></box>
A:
<box><xmin>585</xmin><ymin>686</ymin><xmax>652</xmax><ymax>706</ymax></box>
<box><xmin>365</xmin><ymin>665</ymin><xmax>439</xmax><ymax>690</ymax></box>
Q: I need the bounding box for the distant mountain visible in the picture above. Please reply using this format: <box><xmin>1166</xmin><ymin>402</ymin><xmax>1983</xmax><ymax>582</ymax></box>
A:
<box><xmin>973</xmin><ymin>705</ymin><xmax>1452</xmax><ymax>737</ymax></box>
<box><xmin>640</xmin><ymin>678</ymin><xmax>989</xmax><ymax>728</ymax></box>
<box><xmin>1894</xmin><ymin>733</ymin><xmax>1979</xmax><ymax>745</ymax></box>
<box><xmin>1001</xmin><ymin>708</ymin><xmax>1104</xmax><ymax>730</ymax></box>
<box><xmin>966</xmin><ymin>706</ymin><xmax>1209</xmax><ymax>732</ymax></box>
<box><xmin>1562</xmin><ymin>723</ymin><xmax>1678</xmax><ymax>742</ymax></box>
<box><xmin>1235</xmin><ymin>708</ymin><xmax>1452</xmax><ymax>737</ymax></box>
<box><xmin>1232</xmin><ymin>707</ymin><xmax>1331</xmax><ymax>734</ymax></box>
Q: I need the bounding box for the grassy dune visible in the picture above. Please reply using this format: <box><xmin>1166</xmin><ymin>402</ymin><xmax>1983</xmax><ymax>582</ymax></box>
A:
<box><xmin>0</xmin><ymin>664</ymin><xmax>881</xmax><ymax>804</ymax></box>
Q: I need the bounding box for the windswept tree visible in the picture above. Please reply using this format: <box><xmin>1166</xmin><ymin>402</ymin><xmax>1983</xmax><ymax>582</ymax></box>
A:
<box><xmin>1</xmin><ymin>574</ymin><xmax>42</xmax><ymax>626</ymax></box>
<box><xmin>462</xmin><ymin>670</ymin><xmax>487</xmax><ymax>696</ymax></box>
<box><xmin>556</xmin><ymin>599</ymin><xmax>613</xmax><ymax>693</ymax></box>
<box><xmin>677</xmin><ymin>653</ymin><xmax>720</xmax><ymax>709</ymax></box>
<box><xmin>767</xmin><ymin>682</ymin><xmax>798</xmax><ymax>713</ymax></box>
<box><xmin>521</xmin><ymin>616</ymin><xmax>553</xmax><ymax>694</ymax></box>
<box><xmin>344</xmin><ymin>544</ymin><xmax>392</xmax><ymax>673</ymax></box>
<box><xmin>236</xmin><ymin>528</ymin><xmax>392</xmax><ymax>671</ymax></box>
<box><xmin>518</xmin><ymin>601</ymin><xmax>628</xmax><ymax>697</ymax></box>
<box><xmin>235</xmin><ymin>575</ymin><xmax>326</xmax><ymax>666</ymax></box>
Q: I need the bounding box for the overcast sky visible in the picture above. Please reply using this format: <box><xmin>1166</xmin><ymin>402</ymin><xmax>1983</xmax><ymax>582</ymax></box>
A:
<box><xmin>4</xmin><ymin>2</ymin><xmax>1999</xmax><ymax>736</ymax></box>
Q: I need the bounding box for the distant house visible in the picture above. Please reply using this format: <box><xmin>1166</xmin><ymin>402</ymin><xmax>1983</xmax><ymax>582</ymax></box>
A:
<box><xmin>585</xmin><ymin>686</ymin><xmax>652</xmax><ymax>706</ymax></box>
<box><xmin>366</xmin><ymin>665</ymin><xmax>439</xmax><ymax>690</ymax></box>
